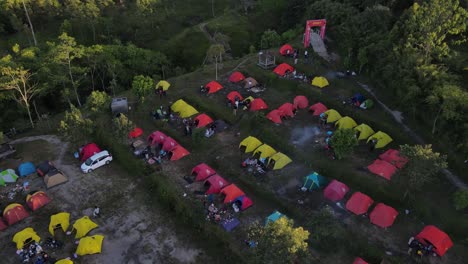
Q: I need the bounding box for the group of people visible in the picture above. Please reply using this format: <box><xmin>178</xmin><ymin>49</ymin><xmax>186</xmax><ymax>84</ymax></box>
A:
<box><xmin>407</xmin><ymin>237</ymin><xmax>436</xmax><ymax>257</ymax></box>
<box><xmin>17</xmin><ymin>242</ymin><xmax>53</xmax><ymax>264</ymax></box>
<box><xmin>227</xmin><ymin>97</ymin><xmax>252</xmax><ymax>115</ymax></box>
<box><xmin>241</xmin><ymin>157</ymin><xmax>267</xmax><ymax>175</ymax></box>
<box><xmin>285</xmin><ymin>49</ymin><xmax>311</xmax><ymax>65</ymax></box>
<box><xmin>151</xmin><ymin>105</ymin><xmax>173</xmax><ymax>121</ymax></box>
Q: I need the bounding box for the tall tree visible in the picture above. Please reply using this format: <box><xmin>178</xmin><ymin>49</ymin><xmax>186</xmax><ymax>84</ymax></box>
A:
<box><xmin>48</xmin><ymin>33</ymin><xmax>85</xmax><ymax>106</ymax></box>
<box><xmin>0</xmin><ymin>65</ymin><xmax>40</xmax><ymax>128</ymax></box>
<box><xmin>206</xmin><ymin>44</ymin><xmax>225</xmax><ymax>80</ymax></box>
<box><xmin>59</xmin><ymin>104</ymin><xmax>94</xmax><ymax>143</ymax></box>
<box><xmin>131</xmin><ymin>75</ymin><xmax>153</xmax><ymax>102</ymax></box>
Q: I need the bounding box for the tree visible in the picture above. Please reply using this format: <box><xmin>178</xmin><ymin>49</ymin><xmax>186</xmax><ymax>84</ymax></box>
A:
<box><xmin>330</xmin><ymin>129</ymin><xmax>358</xmax><ymax>160</ymax></box>
<box><xmin>206</xmin><ymin>44</ymin><xmax>225</xmax><ymax>80</ymax></box>
<box><xmin>453</xmin><ymin>190</ymin><xmax>468</xmax><ymax>211</ymax></box>
<box><xmin>84</xmin><ymin>45</ymin><xmax>104</xmax><ymax>90</ymax></box>
<box><xmin>131</xmin><ymin>75</ymin><xmax>153</xmax><ymax>102</ymax></box>
<box><xmin>0</xmin><ymin>65</ymin><xmax>40</xmax><ymax>128</ymax></box>
<box><xmin>399</xmin><ymin>144</ymin><xmax>447</xmax><ymax>195</ymax></box>
<box><xmin>248</xmin><ymin>217</ymin><xmax>310</xmax><ymax>264</ymax></box>
<box><xmin>112</xmin><ymin>114</ymin><xmax>134</xmax><ymax>142</ymax></box>
<box><xmin>260</xmin><ymin>29</ymin><xmax>281</xmax><ymax>49</ymax></box>
<box><xmin>48</xmin><ymin>33</ymin><xmax>85</xmax><ymax>106</ymax></box>
<box><xmin>59</xmin><ymin>104</ymin><xmax>94</xmax><ymax>143</ymax></box>
<box><xmin>307</xmin><ymin>207</ymin><xmax>346</xmax><ymax>252</ymax></box>
<box><xmin>85</xmin><ymin>90</ymin><xmax>110</xmax><ymax>113</ymax></box>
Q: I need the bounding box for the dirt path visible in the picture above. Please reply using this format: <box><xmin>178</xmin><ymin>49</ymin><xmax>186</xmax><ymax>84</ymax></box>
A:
<box><xmin>357</xmin><ymin>82</ymin><xmax>467</xmax><ymax>189</ymax></box>
<box><xmin>3</xmin><ymin>135</ymin><xmax>205</xmax><ymax>263</ymax></box>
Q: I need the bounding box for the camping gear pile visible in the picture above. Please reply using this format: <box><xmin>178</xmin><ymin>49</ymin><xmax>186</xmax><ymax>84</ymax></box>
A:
<box><xmin>239</xmin><ymin>136</ymin><xmax>292</xmax><ymax>172</ymax></box>
<box><xmin>348</xmin><ymin>93</ymin><xmax>374</xmax><ymax>110</ymax></box>
<box><xmin>190</xmin><ymin>163</ymin><xmax>253</xmax><ymax>231</ymax></box>
<box><xmin>367</xmin><ymin>148</ymin><xmax>408</xmax><ymax>180</ymax></box>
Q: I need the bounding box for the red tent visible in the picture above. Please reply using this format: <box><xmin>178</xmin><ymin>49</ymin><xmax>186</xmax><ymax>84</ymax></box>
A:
<box><xmin>205</xmin><ymin>174</ymin><xmax>229</xmax><ymax>194</ymax></box>
<box><xmin>0</xmin><ymin>217</ymin><xmax>7</xmax><ymax>231</ymax></box>
<box><xmin>26</xmin><ymin>191</ymin><xmax>51</xmax><ymax>211</ymax></box>
<box><xmin>309</xmin><ymin>102</ymin><xmax>328</xmax><ymax>116</ymax></box>
<box><xmin>205</xmin><ymin>81</ymin><xmax>223</xmax><ymax>94</ymax></box>
<box><xmin>250</xmin><ymin>98</ymin><xmax>268</xmax><ymax>111</ymax></box>
<box><xmin>345</xmin><ymin>192</ymin><xmax>374</xmax><ymax>215</ymax></box>
<box><xmin>273</xmin><ymin>63</ymin><xmax>294</xmax><ymax>77</ymax></box>
<box><xmin>234</xmin><ymin>195</ymin><xmax>253</xmax><ymax>211</ymax></box>
<box><xmin>415</xmin><ymin>225</ymin><xmax>453</xmax><ymax>256</ymax></box>
<box><xmin>3</xmin><ymin>204</ymin><xmax>29</xmax><ymax>226</ymax></box>
<box><xmin>353</xmin><ymin>257</ymin><xmax>368</xmax><ymax>264</ymax></box>
<box><xmin>266</xmin><ymin>110</ymin><xmax>282</xmax><ymax>124</ymax></box>
<box><xmin>162</xmin><ymin>137</ymin><xmax>179</xmax><ymax>151</ymax></box>
<box><xmin>170</xmin><ymin>145</ymin><xmax>190</xmax><ymax>161</ymax></box>
<box><xmin>192</xmin><ymin>163</ymin><xmax>216</xmax><ymax>181</ymax></box>
<box><xmin>277</xmin><ymin>103</ymin><xmax>296</xmax><ymax>117</ymax></box>
<box><xmin>367</xmin><ymin>159</ymin><xmax>397</xmax><ymax>180</ymax></box>
<box><xmin>293</xmin><ymin>95</ymin><xmax>309</xmax><ymax>109</ymax></box>
<box><xmin>279</xmin><ymin>44</ymin><xmax>294</xmax><ymax>55</ymax></box>
<box><xmin>128</xmin><ymin>127</ymin><xmax>143</xmax><ymax>139</ymax></box>
<box><xmin>220</xmin><ymin>184</ymin><xmax>245</xmax><ymax>203</ymax></box>
<box><xmin>227</xmin><ymin>91</ymin><xmax>244</xmax><ymax>104</ymax></box>
<box><xmin>229</xmin><ymin>71</ymin><xmax>245</xmax><ymax>83</ymax></box>
<box><xmin>369</xmin><ymin>203</ymin><xmax>398</xmax><ymax>228</ymax></box>
<box><xmin>148</xmin><ymin>131</ymin><xmax>167</xmax><ymax>146</ymax></box>
<box><xmin>80</xmin><ymin>143</ymin><xmax>101</xmax><ymax>161</ymax></box>
<box><xmin>379</xmin><ymin>149</ymin><xmax>408</xmax><ymax>169</ymax></box>
<box><xmin>194</xmin><ymin>113</ymin><xmax>214</xmax><ymax>128</ymax></box>
<box><xmin>323</xmin><ymin>180</ymin><xmax>349</xmax><ymax>202</ymax></box>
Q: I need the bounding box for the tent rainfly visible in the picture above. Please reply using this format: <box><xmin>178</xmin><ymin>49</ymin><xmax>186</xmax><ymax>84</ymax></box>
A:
<box><xmin>239</xmin><ymin>136</ymin><xmax>262</xmax><ymax>153</ymax></box>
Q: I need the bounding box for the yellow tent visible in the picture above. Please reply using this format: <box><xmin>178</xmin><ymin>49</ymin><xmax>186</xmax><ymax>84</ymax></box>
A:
<box><xmin>243</xmin><ymin>96</ymin><xmax>254</xmax><ymax>103</ymax></box>
<box><xmin>75</xmin><ymin>235</ymin><xmax>104</xmax><ymax>256</ymax></box>
<box><xmin>311</xmin><ymin>76</ymin><xmax>329</xmax><ymax>88</ymax></box>
<box><xmin>324</xmin><ymin>109</ymin><xmax>342</xmax><ymax>123</ymax></box>
<box><xmin>253</xmin><ymin>144</ymin><xmax>277</xmax><ymax>159</ymax></box>
<box><xmin>354</xmin><ymin>124</ymin><xmax>375</xmax><ymax>140</ymax></box>
<box><xmin>335</xmin><ymin>116</ymin><xmax>358</xmax><ymax>129</ymax></box>
<box><xmin>55</xmin><ymin>260</ymin><xmax>73</xmax><ymax>264</ymax></box>
<box><xmin>171</xmin><ymin>99</ymin><xmax>188</xmax><ymax>112</ymax></box>
<box><xmin>13</xmin><ymin>227</ymin><xmax>40</xmax><ymax>249</ymax></box>
<box><xmin>367</xmin><ymin>131</ymin><xmax>393</xmax><ymax>148</ymax></box>
<box><xmin>268</xmin><ymin>152</ymin><xmax>292</xmax><ymax>170</ymax></box>
<box><xmin>239</xmin><ymin>136</ymin><xmax>262</xmax><ymax>153</ymax></box>
<box><xmin>49</xmin><ymin>212</ymin><xmax>70</xmax><ymax>236</ymax></box>
<box><xmin>72</xmin><ymin>216</ymin><xmax>99</xmax><ymax>239</ymax></box>
<box><xmin>179</xmin><ymin>104</ymin><xmax>199</xmax><ymax>118</ymax></box>
<box><xmin>156</xmin><ymin>80</ymin><xmax>171</xmax><ymax>91</ymax></box>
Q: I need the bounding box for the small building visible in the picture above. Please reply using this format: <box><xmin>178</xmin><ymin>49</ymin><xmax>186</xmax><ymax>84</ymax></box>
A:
<box><xmin>257</xmin><ymin>51</ymin><xmax>276</xmax><ymax>69</ymax></box>
<box><xmin>111</xmin><ymin>97</ymin><xmax>128</xmax><ymax>116</ymax></box>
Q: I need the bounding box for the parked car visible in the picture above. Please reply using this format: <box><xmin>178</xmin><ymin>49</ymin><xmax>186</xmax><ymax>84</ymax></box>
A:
<box><xmin>81</xmin><ymin>150</ymin><xmax>113</xmax><ymax>173</ymax></box>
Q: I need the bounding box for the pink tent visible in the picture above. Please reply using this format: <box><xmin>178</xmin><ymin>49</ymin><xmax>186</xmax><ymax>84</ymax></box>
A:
<box><xmin>266</xmin><ymin>110</ymin><xmax>282</xmax><ymax>124</ymax></box>
<box><xmin>277</xmin><ymin>103</ymin><xmax>296</xmax><ymax>118</ymax></box>
<box><xmin>192</xmin><ymin>163</ymin><xmax>216</xmax><ymax>181</ymax></box>
<box><xmin>367</xmin><ymin>159</ymin><xmax>397</xmax><ymax>180</ymax></box>
<box><xmin>293</xmin><ymin>96</ymin><xmax>309</xmax><ymax>109</ymax></box>
<box><xmin>205</xmin><ymin>174</ymin><xmax>229</xmax><ymax>194</ymax></box>
<box><xmin>162</xmin><ymin>137</ymin><xmax>179</xmax><ymax>151</ymax></box>
<box><xmin>345</xmin><ymin>192</ymin><xmax>374</xmax><ymax>215</ymax></box>
<box><xmin>379</xmin><ymin>149</ymin><xmax>408</xmax><ymax>169</ymax></box>
<box><xmin>323</xmin><ymin>180</ymin><xmax>349</xmax><ymax>202</ymax></box>
<box><xmin>309</xmin><ymin>103</ymin><xmax>328</xmax><ymax>116</ymax></box>
<box><xmin>369</xmin><ymin>203</ymin><xmax>398</xmax><ymax>228</ymax></box>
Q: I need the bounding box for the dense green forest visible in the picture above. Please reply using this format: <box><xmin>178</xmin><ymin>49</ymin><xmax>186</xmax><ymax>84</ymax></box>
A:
<box><xmin>1</xmin><ymin>0</ymin><xmax>467</xmax><ymax>165</ymax></box>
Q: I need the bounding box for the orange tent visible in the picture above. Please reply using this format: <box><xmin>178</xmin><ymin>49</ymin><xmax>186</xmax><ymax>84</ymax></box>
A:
<box><xmin>205</xmin><ymin>81</ymin><xmax>223</xmax><ymax>94</ymax></box>
<box><xmin>309</xmin><ymin>103</ymin><xmax>328</xmax><ymax>116</ymax></box>
<box><xmin>220</xmin><ymin>184</ymin><xmax>245</xmax><ymax>203</ymax></box>
<box><xmin>293</xmin><ymin>96</ymin><xmax>309</xmax><ymax>109</ymax></box>
<box><xmin>277</xmin><ymin>103</ymin><xmax>296</xmax><ymax>117</ymax></box>
<box><xmin>279</xmin><ymin>44</ymin><xmax>293</xmax><ymax>55</ymax></box>
<box><xmin>170</xmin><ymin>146</ymin><xmax>190</xmax><ymax>161</ymax></box>
<box><xmin>194</xmin><ymin>114</ymin><xmax>214</xmax><ymax>128</ymax></box>
<box><xmin>227</xmin><ymin>91</ymin><xmax>243</xmax><ymax>104</ymax></box>
<box><xmin>273</xmin><ymin>63</ymin><xmax>294</xmax><ymax>77</ymax></box>
<box><xmin>3</xmin><ymin>203</ymin><xmax>29</xmax><ymax>225</ymax></box>
<box><xmin>26</xmin><ymin>191</ymin><xmax>51</xmax><ymax>211</ymax></box>
<box><xmin>228</xmin><ymin>71</ymin><xmax>245</xmax><ymax>83</ymax></box>
<box><xmin>266</xmin><ymin>110</ymin><xmax>282</xmax><ymax>124</ymax></box>
<box><xmin>162</xmin><ymin>137</ymin><xmax>179</xmax><ymax>152</ymax></box>
<box><xmin>250</xmin><ymin>98</ymin><xmax>268</xmax><ymax>111</ymax></box>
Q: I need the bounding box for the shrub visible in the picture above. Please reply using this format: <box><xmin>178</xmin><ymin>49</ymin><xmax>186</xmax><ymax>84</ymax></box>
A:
<box><xmin>453</xmin><ymin>190</ymin><xmax>468</xmax><ymax>210</ymax></box>
<box><xmin>85</xmin><ymin>91</ymin><xmax>110</xmax><ymax>113</ymax></box>
<box><xmin>260</xmin><ymin>29</ymin><xmax>281</xmax><ymax>49</ymax></box>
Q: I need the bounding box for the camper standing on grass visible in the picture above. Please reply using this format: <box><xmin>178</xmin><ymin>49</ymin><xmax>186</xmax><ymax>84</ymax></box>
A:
<box><xmin>93</xmin><ymin>206</ymin><xmax>101</xmax><ymax>218</ymax></box>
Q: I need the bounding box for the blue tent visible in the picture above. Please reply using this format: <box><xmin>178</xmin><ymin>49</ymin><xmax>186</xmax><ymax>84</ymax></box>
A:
<box><xmin>352</xmin><ymin>93</ymin><xmax>366</xmax><ymax>104</ymax></box>
<box><xmin>265</xmin><ymin>211</ymin><xmax>285</xmax><ymax>225</ymax></box>
<box><xmin>302</xmin><ymin>172</ymin><xmax>328</xmax><ymax>191</ymax></box>
<box><xmin>18</xmin><ymin>162</ymin><xmax>36</xmax><ymax>177</ymax></box>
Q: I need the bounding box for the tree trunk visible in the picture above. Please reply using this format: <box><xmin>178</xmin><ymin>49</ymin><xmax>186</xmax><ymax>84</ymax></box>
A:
<box><xmin>215</xmin><ymin>57</ymin><xmax>218</xmax><ymax>80</ymax></box>
<box><xmin>432</xmin><ymin>106</ymin><xmax>443</xmax><ymax>134</ymax></box>
<box><xmin>90</xmin><ymin>68</ymin><xmax>96</xmax><ymax>91</ymax></box>
<box><xmin>25</xmin><ymin>103</ymin><xmax>34</xmax><ymax>128</ymax></box>
<box><xmin>21</xmin><ymin>0</ymin><xmax>37</xmax><ymax>46</ymax></box>
<box><xmin>91</xmin><ymin>22</ymin><xmax>96</xmax><ymax>42</ymax></box>
<box><xmin>33</xmin><ymin>100</ymin><xmax>41</xmax><ymax>121</ymax></box>
<box><xmin>68</xmin><ymin>58</ymin><xmax>82</xmax><ymax>106</ymax></box>
<box><xmin>211</xmin><ymin>0</ymin><xmax>215</xmax><ymax>17</ymax></box>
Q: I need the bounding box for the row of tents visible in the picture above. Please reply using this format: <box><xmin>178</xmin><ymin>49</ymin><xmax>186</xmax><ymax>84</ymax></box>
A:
<box><xmin>226</xmin><ymin>92</ymin><xmax>269</xmax><ymax>112</ymax></box>
<box><xmin>265</xmin><ymin>96</ymin><xmax>309</xmax><ymax>124</ymax></box>
<box><xmin>367</xmin><ymin>149</ymin><xmax>409</xmax><ymax>180</ymax></box>
<box><xmin>1</xmin><ymin>160</ymin><xmax>68</xmax><ymax>189</ymax></box>
<box><xmin>191</xmin><ymin>163</ymin><xmax>253</xmax><ymax>211</ymax></box>
<box><xmin>1</xmin><ymin>191</ymin><xmax>51</xmax><ymax>229</ymax></box>
<box><xmin>239</xmin><ymin>136</ymin><xmax>292</xmax><ymax>170</ymax></box>
<box><xmin>228</xmin><ymin>72</ymin><xmax>260</xmax><ymax>89</ymax></box>
<box><xmin>147</xmin><ymin>131</ymin><xmax>190</xmax><ymax>161</ymax></box>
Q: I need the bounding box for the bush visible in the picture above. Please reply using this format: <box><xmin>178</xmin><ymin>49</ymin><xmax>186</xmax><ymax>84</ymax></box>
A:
<box><xmin>85</xmin><ymin>91</ymin><xmax>110</xmax><ymax>113</ymax></box>
<box><xmin>260</xmin><ymin>29</ymin><xmax>281</xmax><ymax>49</ymax></box>
<box><xmin>453</xmin><ymin>190</ymin><xmax>468</xmax><ymax>210</ymax></box>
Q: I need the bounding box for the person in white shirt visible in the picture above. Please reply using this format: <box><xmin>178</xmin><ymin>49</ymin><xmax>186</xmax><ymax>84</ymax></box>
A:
<box><xmin>93</xmin><ymin>206</ymin><xmax>100</xmax><ymax>218</ymax></box>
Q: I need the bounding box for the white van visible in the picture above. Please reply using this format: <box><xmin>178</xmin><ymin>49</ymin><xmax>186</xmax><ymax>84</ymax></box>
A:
<box><xmin>81</xmin><ymin>150</ymin><xmax>113</xmax><ymax>173</ymax></box>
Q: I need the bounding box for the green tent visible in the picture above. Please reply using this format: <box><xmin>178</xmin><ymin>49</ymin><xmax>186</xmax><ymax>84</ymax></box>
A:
<box><xmin>302</xmin><ymin>172</ymin><xmax>328</xmax><ymax>191</ymax></box>
<box><xmin>0</xmin><ymin>169</ymin><xmax>19</xmax><ymax>186</ymax></box>
<box><xmin>361</xmin><ymin>99</ymin><xmax>374</xmax><ymax>109</ymax></box>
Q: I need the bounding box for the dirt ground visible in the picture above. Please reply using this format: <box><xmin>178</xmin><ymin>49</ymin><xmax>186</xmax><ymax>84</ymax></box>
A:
<box><xmin>0</xmin><ymin>135</ymin><xmax>206</xmax><ymax>264</ymax></box>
